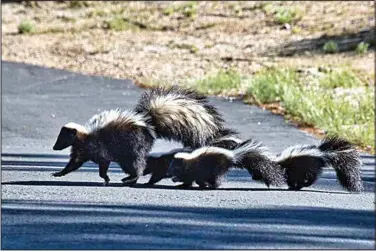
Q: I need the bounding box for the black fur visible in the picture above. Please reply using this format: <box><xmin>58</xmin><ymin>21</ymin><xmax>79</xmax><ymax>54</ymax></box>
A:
<box><xmin>53</xmin><ymin>86</ymin><xmax>228</xmax><ymax>185</ymax></box>
<box><xmin>168</xmin><ymin>139</ymin><xmax>286</xmax><ymax>189</ymax></box>
<box><xmin>143</xmin><ymin>128</ymin><xmax>240</xmax><ymax>185</ymax></box>
<box><xmin>134</xmin><ymin>86</ymin><xmax>227</xmax><ymax>148</ymax></box>
<box><xmin>277</xmin><ymin>136</ymin><xmax>363</xmax><ymax>192</ymax></box>
<box><xmin>168</xmin><ymin>152</ymin><xmax>232</xmax><ymax>189</ymax></box>
<box><xmin>52</xmin><ymin>119</ymin><xmax>154</xmax><ymax>186</ymax></box>
<box><xmin>144</xmin><ymin>148</ymin><xmax>192</xmax><ymax>184</ymax></box>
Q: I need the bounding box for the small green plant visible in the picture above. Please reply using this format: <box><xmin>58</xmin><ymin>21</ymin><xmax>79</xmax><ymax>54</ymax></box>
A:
<box><xmin>194</xmin><ymin>69</ymin><xmax>242</xmax><ymax>95</ymax></box>
<box><xmin>323</xmin><ymin>40</ymin><xmax>338</xmax><ymax>54</ymax></box>
<box><xmin>104</xmin><ymin>17</ymin><xmax>130</xmax><ymax>31</ymax></box>
<box><xmin>355</xmin><ymin>42</ymin><xmax>370</xmax><ymax>55</ymax></box>
<box><xmin>274</xmin><ymin>7</ymin><xmax>302</xmax><ymax>24</ymax></box>
<box><xmin>162</xmin><ymin>2</ymin><xmax>197</xmax><ymax>18</ymax></box>
<box><xmin>18</xmin><ymin>20</ymin><xmax>35</xmax><ymax>34</ymax></box>
<box><xmin>87</xmin><ymin>9</ymin><xmax>106</xmax><ymax>18</ymax></box>
<box><xmin>168</xmin><ymin>41</ymin><xmax>199</xmax><ymax>53</ymax></box>
<box><xmin>68</xmin><ymin>1</ymin><xmax>90</xmax><ymax>8</ymax></box>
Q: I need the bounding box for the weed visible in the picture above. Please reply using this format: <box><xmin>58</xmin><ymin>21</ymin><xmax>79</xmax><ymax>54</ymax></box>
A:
<box><xmin>104</xmin><ymin>17</ymin><xmax>131</xmax><ymax>31</ymax></box>
<box><xmin>246</xmin><ymin>68</ymin><xmax>298</xmax><ymax>104</ymax></box>
<box><xmin>356</xmin><ymin>42</ymin><xmax>370</xmax><ymax>55</ymax></box>
<box><xmin>18</xmin><ymin>20</ymin><xmax>35</xmax><ymax>34</ymax></box>
<box><xmin>194</xmin><ymin>69</ymin><xmax>242</xmax><ymax>95</ymax></box>
<box><xmin>68</xmin><ymin>1</ymin><xmax>90</xmax><ymax>8</ymax></box>
<box><xmin>274</xmin><ymin>7</ymin><xmax>303</xmax><ymax>24</ymax></box>
<box><xmin>168</xmin><ymin>41</ymin><xmax>199</xmax><ymax>53</ymax></box>
<box><xmin>86</xmin><ymin>9</ymin><xmax>106</xmax><ymax>18</ymax></box>
<box><xmin>162</xmin><ymin>2</ymin><xmax>197</xmax><ymax>18</ymax></box>
<box><xmin>318</xmin><ymin>68</ymin><xmax>363</xmax><ymax>89</ymax></box>
<box><xmin>323</xmin><ymin>40</ymin><xmax>338</xmax><ymax>53</ymax></box>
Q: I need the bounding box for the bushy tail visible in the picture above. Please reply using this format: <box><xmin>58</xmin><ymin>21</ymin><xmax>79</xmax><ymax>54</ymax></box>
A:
<box><xmin>319</xmin><ymin>136</ymin><xmax>363</xmax><ymax>192</ymax></box>
<box><xmin>276</xmin><ymin>136</ymin><xmax>363</xmax><ymax>192</ymax></box>
<box><xmin>210</xmin><ymin>129</ymin><xmax>243</xmax><ymax>150</ymax></box>
<box><xmin>233</xmin><ymin>139</ymin><xmax>286</xmax><ymax>187</ymax></box>
<box><xmin>134</xmin><ymin>86</ymin><xmax>225</xmax><ymax>148</ymax></box>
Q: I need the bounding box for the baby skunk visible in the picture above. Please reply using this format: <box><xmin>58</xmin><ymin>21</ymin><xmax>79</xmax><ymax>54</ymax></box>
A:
<box><xmin>143</xmin><ymin>148</ymin><xmax>193</xmax><ymax>185</ymax></box>
<box><xmin>144</xmin><ymin>129</ymin><xmax>242</xmax><ymax>185</ymax></box>
<box><xmin>275</xmin><ymin>136</ymin><xmax>363</xmax><ymax>192</ymax></box>
<box><xmin>52</xmin><ymin>86</ymin><xmax>229</xmax><ymax>185</ymax></box>
<box><xmin>167</xmin><ymin>139</ymin><xmax>285</xmax><ymax>189</ymax></box>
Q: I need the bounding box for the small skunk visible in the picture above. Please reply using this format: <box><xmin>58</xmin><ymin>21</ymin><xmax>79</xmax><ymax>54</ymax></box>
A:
<box><xmin>52</xmin><ymin>86</ymin><xmax>229</xmax><ymax>185</ymax></box>
<box><xmin>167</xmin><ymin>139</ymin><xmax>286</xmax><ymax>189</ymax></box>
<box><xmin>144</xmin><ymin>129</ymin><xmax>242</xmax><ymax>185</ymax></box>
<box><xmin>168</xmin><ymin>135</ymin><xmax>363</xmax><ymax>192</ymax></box>
<box><xmin>275</xmin><ymin>136</ymin><xmax>363</xmax><ymax>192</ymax></box>
<box><xmin>143</xmin><ymin>148</ymin><xmax>193</xmax><ymax>185</ymax></box>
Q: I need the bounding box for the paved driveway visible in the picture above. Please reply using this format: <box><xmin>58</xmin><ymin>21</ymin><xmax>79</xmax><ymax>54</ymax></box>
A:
<box><xmin>2</xmin><ymin>61</ymin><xmax>374</xmax><ymax>249</ymax></box>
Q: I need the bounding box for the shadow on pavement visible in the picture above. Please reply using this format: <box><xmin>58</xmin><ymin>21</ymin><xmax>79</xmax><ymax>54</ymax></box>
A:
<box><xmin>1</xmin><ymin>200</ymin><xmax>374</xmax><ymax>249</ymax></box>
<box><xmin>1</xmin><ymin>180</ymin><xmax>350</xmax><ymax>194</ymax></box>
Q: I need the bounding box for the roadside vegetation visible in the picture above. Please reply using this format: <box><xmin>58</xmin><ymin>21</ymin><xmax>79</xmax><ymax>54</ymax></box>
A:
<box><xmin>191</xmin><ymin>66</ymin><xmax>374</xmax><ymax>153</ymax></box>
<box><xmin>2</xmin><ymin>1</ymin><xmax>374</xmax><ymax>153</ymax></box>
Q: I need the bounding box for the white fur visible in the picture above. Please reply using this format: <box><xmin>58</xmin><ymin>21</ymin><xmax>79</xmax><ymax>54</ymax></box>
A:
<box><xmin>150</xmin><ymin>93</ymin><xmax>219</xmax><ymax>145</ymax></box>
<box><xmin>232</xmin><ymin>140</ymin><xmax>273</xmax><ymax>163</ymax></box>
<box><xmin>174</xmin><ymin>146</ymin><xmax>234</xmax><ymax>160</ymax></box>
<box><xmin>213</xmin><ymin>136</ymin><xmax>243</xmax><ymax>144</ymax></box>
<box><xmin>273</xmin><ymin>145</ymin><xmax>323</xmax><ymax>162</ymax></box>
<box><xmin>85</xmin><ymin>109</ymin><xmax>156</xmax><ymax>138</ymax></box>
<box><xmin>64</xmin><ymin>122</ymin><xmax>89</xmax><ymax>134</ymax></box>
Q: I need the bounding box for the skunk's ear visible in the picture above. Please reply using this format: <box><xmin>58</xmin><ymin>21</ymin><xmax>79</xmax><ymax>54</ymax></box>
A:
<box><xmin>52</xmin><ymin>126</ymin><xmax>77</xmax><ymax>151</ymax></box>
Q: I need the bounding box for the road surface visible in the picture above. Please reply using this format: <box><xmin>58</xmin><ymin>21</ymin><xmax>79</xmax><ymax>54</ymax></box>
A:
<box><xmin>2</xmin><ymin>61</ymin><xmax>374</xmax><ymax>249</ymax></box>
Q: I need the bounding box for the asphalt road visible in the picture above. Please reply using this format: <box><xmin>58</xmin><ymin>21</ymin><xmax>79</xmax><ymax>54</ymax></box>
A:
<box><xmin>1</xmin><ymin>61</ymin><xmax>375</xmax><ymax>249</ymax></box>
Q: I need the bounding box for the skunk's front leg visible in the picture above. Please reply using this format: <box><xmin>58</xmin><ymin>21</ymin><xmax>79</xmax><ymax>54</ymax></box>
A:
<box><xmin>52</xmin><ymin>158</ymin><xmax>85</xmax><ymax>177</ymax></box>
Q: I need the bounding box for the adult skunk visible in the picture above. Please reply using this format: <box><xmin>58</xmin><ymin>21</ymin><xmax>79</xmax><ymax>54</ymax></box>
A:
<box><xmin>167</xmin><ymin>139</ymin><xmax>285</xmax><ymax>189</ymax></box>
<box><xmin>52</xmin><ymin>86</ymin><xmax>229</xmax><ymax>185</ymax></box>
<box><xmin>275</xmin><ymin>136</ymin><xmax>363</xmax><ymax>192</ymax></box>
<box><xmin>144</xmin><ymin>129</ymin><xmax>242</xmax><ymax>185</ymax></box>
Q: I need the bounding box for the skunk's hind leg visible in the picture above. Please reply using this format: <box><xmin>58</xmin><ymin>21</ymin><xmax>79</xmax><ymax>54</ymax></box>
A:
<box><xmin>120</xmin><ymin>157</ymin><xmax>146</xmax><ymax>186</ymax></box>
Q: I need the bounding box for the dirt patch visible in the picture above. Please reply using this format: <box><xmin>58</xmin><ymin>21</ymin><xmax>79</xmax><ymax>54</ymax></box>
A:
<box><xmin>2</xmin><ymin>1</ymin><xmax>374</xmax><ymax>84</ymax></box>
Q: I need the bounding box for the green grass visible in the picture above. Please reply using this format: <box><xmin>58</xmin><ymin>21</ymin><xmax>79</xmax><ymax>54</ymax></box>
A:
<box><xmin>68</xmin><ymin>1</ymin><xmax>90</xmax><ymax>8</ymax></box>
<box><xmin>191</xmin><ymin>67</ymin><xmax>374</xmax><ymax>151</ymax></box>
<box><xmin>163</xmin><ymin>2</ymin><xmax>198</xmax><ymax>18</ymax></box>
<box><xmin>356</xmin><ymin>42</ymin><xmax>370</xmax><ymax>55</ymax></box>
<box><xmin>261</xmin><ymin>4</ymin><xmax>303</xmax><ymax>24</ymax></box>
<box><xmin>246</xmin><ymin>68</ymin><xmax>299</xmax><ymax>103</ymax></box>
<box><xmin>323</xmin><ymin>40</ymin><xmax>339</xmax><ymax>54</ymax></box>
<box><xmin>18</xmin><ymin>20</ymin><xmax>35</xmax><ymax>34</ymax></box>
<box><xmin>245</xmin><ymin>67</ymin><xmax>374</xmax><ymax>150</ymax></box>
<box><xmin>194</xmin><ymin>69</ymin><xmax>242</xmax><ymax>95</ymax></box>
<box><xmin>103</xmin><ymin>17</ymin><xmax>138</xmax><ymax>31</ymax></box>
<box><xmin>318</xmin><ymin>68</ymin><xmax>363</xmax><ymax>89</ymax></box>
<box><xmin>167</xmin><ymin>41</ymin><xmax>199</xmax><ymax>53</ymax></box>
<box><xmin>274</xmin><ymin>7</ymin><xmax>303</xmax><ymax>24</ymax></box>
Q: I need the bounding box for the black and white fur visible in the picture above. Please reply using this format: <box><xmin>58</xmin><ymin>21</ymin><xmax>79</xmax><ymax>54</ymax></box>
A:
<box><xmin>52</xmin><ymin>86</ymin><xmax>229</xmax><ymax>185</ymax></box>
<box><xmin>134</xmin><ymin>86</ymin><xmax>229</xmax><ymax>148</ymax></box>
<box><xmin>275</xmin><ymin>136</ymin><xmax>363</xmax><ymax>192</ymax></box>
<box><xmin>143</xmin><ymin>148</ymin><xmax>193</xmax><ymax>185</ymax></box>
<box><xmin>168</xmin><ymin>135</ymin><xmax>363</xmax><ymax>192</ymax></box>
<box><xmin>144</xmin><ymin>129</ymin><xmax>242</xmax><ymax>185</ymax></box>
<box><xmin>52</xmin><ymin>109</ymin><xmax>155</xmax><ymax>185</ymax></box>
<box><xmin>167</xmin><ymin>139</ymin><xmax>286</xmax><ymax>189</ymax></box>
